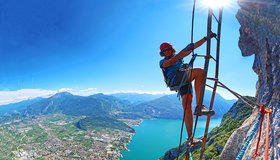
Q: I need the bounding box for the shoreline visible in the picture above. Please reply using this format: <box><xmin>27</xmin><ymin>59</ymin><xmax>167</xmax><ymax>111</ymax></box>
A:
<box><xmin>118</xmin><ymin>118</ymin><xmax>143</xmax><ymax>158</ymax></box>
<box><xmin>119</xmin><ymin>118</ymin><xmax>223</xmax><ymax>160</ymax></box>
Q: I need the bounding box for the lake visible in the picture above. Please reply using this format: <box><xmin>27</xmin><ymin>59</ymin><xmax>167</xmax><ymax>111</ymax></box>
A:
<box><xmin>121</xmin><ymin>118</ymin><xmax>222</xmax><ymax>160</ymax></box>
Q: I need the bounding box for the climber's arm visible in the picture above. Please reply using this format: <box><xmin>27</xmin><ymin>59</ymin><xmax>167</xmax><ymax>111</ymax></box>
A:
<box><xmin>162</xmin><ymin>37</ymin><xmax>207</xmax><ymax>68</ymax></box>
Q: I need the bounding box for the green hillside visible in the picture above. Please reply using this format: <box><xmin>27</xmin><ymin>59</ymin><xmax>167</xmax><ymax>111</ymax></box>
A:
<box><xmin>22</xmin><ymin>93</ymin><xmax>136</xmax><ymax>132</ymax></box>
<box><xmin>161</xmin><ymin>96</ymin><xmax>256</xmax><ymax>160</ymax></box>
<box><xmin>76</xmin><ymin>116</ymin><xmax>134</xmax><ymax>133</ymax></box>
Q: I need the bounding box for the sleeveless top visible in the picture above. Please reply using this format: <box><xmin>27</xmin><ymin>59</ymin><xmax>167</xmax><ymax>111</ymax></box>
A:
<box><xmin>159</xmin><ymin>58</ymin><xmax>184</xmax><ymax>86</ymax></box>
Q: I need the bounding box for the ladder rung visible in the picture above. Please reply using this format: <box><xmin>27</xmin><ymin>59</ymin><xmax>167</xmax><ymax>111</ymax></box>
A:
<box><xmin>195</xmin><ymin>53</ymin><xmax>206</xmax><ymax>58</ymax></box>
<box><xmin>194</xmin><ymin>107</ymin><xmax>215</xmax><ymax>116</ymax></box>
<box><xmin>195</xmin><ymin>54</ymin><xmax>216</xmax><ymax>62</ymax></box>
<box><xmin>194</xmin><ymin>54</ymin><xmax>216</xmax><ymax>61</ymax></box>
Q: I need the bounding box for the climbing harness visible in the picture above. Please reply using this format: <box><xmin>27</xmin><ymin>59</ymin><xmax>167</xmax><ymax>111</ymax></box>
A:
<box><xmin>161</xmin><ymin>59</ymin><xmax>193</xmax><ymax>94</ymax></box>
<box><xmin>176</xmin><ymin>54</ymin><xmax>197</xmax><ymax>97</ymax></box>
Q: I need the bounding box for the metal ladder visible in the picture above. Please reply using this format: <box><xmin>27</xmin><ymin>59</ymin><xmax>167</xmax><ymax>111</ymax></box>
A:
<box><xmin>192</xmin><ymin>7</ymin><xmax>224</xmax><ymax>160</ymax></box>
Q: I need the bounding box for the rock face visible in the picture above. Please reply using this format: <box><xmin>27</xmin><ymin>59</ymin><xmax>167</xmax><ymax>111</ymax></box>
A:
<box><xmin>161</xmin><ymin>141</ymin><xmax>201</xmax><ymax>160</ymax></box>
<box><xmin>221</xmin><ymin>0</ymin><xmax>280</xmax><ymax>159</ymax></box>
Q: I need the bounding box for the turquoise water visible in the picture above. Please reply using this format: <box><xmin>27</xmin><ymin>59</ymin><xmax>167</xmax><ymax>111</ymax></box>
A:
<box><xmin>121</xmin><ymin>118</ymin><xmax>222</xmax><ymax>160</ymax></box>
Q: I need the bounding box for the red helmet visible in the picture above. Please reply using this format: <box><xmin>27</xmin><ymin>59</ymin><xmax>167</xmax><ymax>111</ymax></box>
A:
<box><xmin>160</xmin><ymin>42</ymin><xmax>173</xmax><ymax>51</ymax></box>
<box><xmin>159</xmin><ymin>42</ymin><xmax>174</xmax><ymax>57</ymax></box>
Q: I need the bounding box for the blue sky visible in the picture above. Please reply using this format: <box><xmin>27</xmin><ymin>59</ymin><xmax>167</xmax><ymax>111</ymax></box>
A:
<box><xmin>0</xmin><ymin>0</ymin><xmax>257</xmax><ymax>101</ymax></box>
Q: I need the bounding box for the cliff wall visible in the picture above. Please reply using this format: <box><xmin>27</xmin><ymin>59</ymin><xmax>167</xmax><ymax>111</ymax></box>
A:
<box><xmin>220</xmin><ymin>0</ymin><xmax>280</xmax><ymax>159</ymax></box>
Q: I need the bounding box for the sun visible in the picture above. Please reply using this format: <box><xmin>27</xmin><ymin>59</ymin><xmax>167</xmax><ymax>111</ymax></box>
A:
<box><xmin>201</xmin><ymin>0</ymin><xmax>233</xmax><ymax>9</ymax></box>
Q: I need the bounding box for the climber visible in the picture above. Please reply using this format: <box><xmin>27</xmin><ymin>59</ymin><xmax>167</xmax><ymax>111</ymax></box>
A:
<box><xmin>159</xmin><ymin>34</ymin><xmax>216</xmax><ymax>145</ymax></box>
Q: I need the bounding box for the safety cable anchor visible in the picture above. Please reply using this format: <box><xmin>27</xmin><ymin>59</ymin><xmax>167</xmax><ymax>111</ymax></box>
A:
<box><xmin>251</xmin><ymin>105</ymin><xmax>273</xmax><ymax>159</ymax></box>
<box><xmin>259</xmin><ymin>105</ymin><xmax>273</xmax><ymax>115</ymax></box>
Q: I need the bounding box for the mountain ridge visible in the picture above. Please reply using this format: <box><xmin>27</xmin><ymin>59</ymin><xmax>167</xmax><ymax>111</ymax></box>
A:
<box><xmin>0</xmin><ymin>92</ymin><xmax>235</xmax><ymax>134</ymax></box>
<box><xmin>133</xmin><ymin>91</ymin><xmax>236</xmax><ymax>119</ymax></box>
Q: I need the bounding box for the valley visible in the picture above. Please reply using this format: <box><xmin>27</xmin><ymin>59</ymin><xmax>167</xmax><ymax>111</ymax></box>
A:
<box><xmin>0</xmin><ymin>92</ymin><xmax>235</xmax><ymax>159</ymax></box>
<box><xmin>0</xmin><ymin>114</ymin><xmax>138</xmax><ymax>159</ymax></box>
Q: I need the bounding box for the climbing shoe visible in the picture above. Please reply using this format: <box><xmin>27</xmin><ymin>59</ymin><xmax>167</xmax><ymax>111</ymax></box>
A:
<box><xmin>194</xmin><ymin>105</ymin><xmax>215</xmax><ymax>116</ymax></box>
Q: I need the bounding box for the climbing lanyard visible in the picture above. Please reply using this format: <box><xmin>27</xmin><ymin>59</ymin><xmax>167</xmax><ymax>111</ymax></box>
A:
<box><xmin>176</xmin><ymin>0</ymin><xmax>197</xmax><ymax>159</ymax></box>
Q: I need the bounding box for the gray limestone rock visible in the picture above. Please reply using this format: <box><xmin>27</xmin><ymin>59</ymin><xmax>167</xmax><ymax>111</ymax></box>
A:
<box><xmin>221</xmin><ymin>0</ymin><xmax>280</xmax><ymax>159</ymax></box>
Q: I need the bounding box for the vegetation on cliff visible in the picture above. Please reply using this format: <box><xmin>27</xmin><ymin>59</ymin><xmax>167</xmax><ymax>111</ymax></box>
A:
<box><xmin>162</xmin><ymin>97</ymin><xmax>256</xmax><ymax>160</ymax></box>
<box><xmin>200</xmin><ymin>96</ymin><xmax>256</xmax><ymax>159</ymax></box>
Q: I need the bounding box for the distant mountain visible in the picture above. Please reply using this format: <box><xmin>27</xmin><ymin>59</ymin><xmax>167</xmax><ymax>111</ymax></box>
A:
<box><xmin>133</xmin><ymin>94</ymin><xmax>181</xmax><ymax>119</ymax></box>
<box><xmin>25</xmin><ymin>92</ymin><xmax>133</xmax><ymax>117</ymax></box>
<box><xmin>0</xmin><ymin>91</ymin><xmax>235</xmax><ymax>132</ymax></box>
<box><xmin>0</xmin><ymin>97</ymin><xmax>43</xmax><ymax>116</ymax></box>
<box><xmin>21</xmin><ymin>92</ymin><xmax>135</xmax><ymax>132</ymax></box>
<box><xmin>111</xmin><ymin>93</ymin><xmax>165</xmax><ymax>105</ymax></box>
<box><xmin>133</xmin><ymin>90</ymin><xmax>236</xmax><ymax>119</ymax></box>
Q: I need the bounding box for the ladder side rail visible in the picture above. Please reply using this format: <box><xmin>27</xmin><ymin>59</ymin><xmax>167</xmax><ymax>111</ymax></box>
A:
<box><xmin>193</xmin><ymin>8</ymin><xmax>213</xmax><ymax>138</ymax></box>
<box><xmin>200</xmin><ymin>8</ymin><xmax>213</xmax><ymax>111</ymax></box>
<box><xmin>199</xmin><ymin>8</ymin><xmax>223</xmax><ymax>160</ymax></box>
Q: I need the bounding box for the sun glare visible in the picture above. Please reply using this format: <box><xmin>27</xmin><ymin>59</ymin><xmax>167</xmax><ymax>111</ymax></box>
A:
<box><xmin>201</xmin><ymin>0</ymin><xmax>233</xmax><ymax>9</ymax></box>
